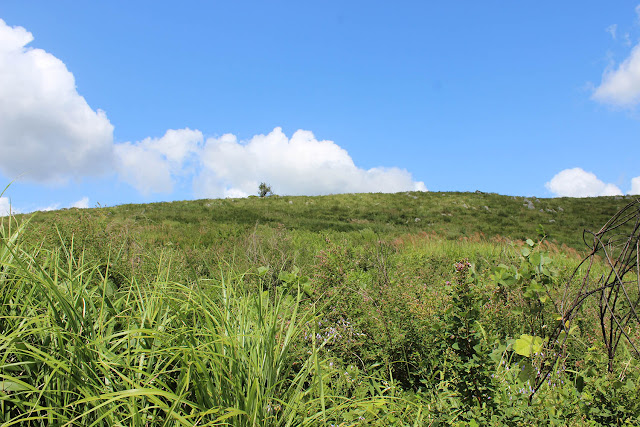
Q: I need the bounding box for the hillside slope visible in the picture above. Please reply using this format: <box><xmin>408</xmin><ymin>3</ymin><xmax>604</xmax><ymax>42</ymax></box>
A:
<box><xmin>21</xmin><ymin>191</ymin><xmax>638</xmax><ymax>251</ymax></box>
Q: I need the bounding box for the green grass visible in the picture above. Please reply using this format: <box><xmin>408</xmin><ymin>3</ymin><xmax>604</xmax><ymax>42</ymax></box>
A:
<box><xmin>2</xmin><ymin>192</ymin><xmax>640</xmax><ymax>425</ymax></box>
<box><xmin>15</xmin><ymin>191</ymin><xmax>638</xmax><ymax>254</ymax></box>
<box><xmin>0</xmin><ymin>219</ymin><xmax>400</xmax><ymax>425</ymax></box>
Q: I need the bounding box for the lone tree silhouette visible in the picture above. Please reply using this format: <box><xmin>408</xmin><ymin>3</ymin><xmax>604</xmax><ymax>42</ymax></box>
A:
<box><xmin>258</xmin><ymin>182</ymin><xmax>273</xmax><ymax>197</ymax></box>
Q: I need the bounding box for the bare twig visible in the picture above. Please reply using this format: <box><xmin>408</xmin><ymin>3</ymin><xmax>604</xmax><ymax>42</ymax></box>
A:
<box><xmin>531</xmin><ymin>198</ymin><xmax>640</xmax><ymax>399</ymax></box>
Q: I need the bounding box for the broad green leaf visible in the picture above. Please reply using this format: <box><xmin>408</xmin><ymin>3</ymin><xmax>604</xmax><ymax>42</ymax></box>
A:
<box><xmin>490</xmin><ymin>344</ymin><xmax>506</xmax><ymax>363</ymax></box>
<box><xmin>529</xmin><ymin>280</ymin><xmax>544</xmax><ymax>292</ymax></box>
<box><xmin>529</xmin><ymin>252</ymin><xmax>541</xmax><ymax>266</ymax></box>
<box><xmin>513</xmin><ymin>334</ymin><xmax>544</xmax><ymax>357</ymax></box>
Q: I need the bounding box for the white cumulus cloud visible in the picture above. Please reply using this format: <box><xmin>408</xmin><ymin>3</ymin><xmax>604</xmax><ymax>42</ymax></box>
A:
<box><xmin>193</xmin><ymin>127</ymin><xmax>426</xmax><ymax>198</ymax></box>
<box><xmin>592</xmin><ymin>43</ymin><xmax>640</xmax><ymax>107</ymax></box>
<box><xmin>0</xmin><ymin>19</ymin><xmax>115</xmax><ymax>183</ymax></box>
<box><xmin>630</xmin><ymin>176</ymin><xmax>640</xmax><ymax>195</ymax></box>
<box><xmin>0</xmin><ymin>19</ymin><xmax>427</xmax><ymax>200</ymax></box>
<box><xmin>606</xmin><ymin>24</ymin><xmax>617</xmax><ymax>40</ymax></box>
<box><xmin>0</xmin><ymin>197</ymin><xmax>12</xmax><ymax>216</ymax></box>
<box><xmin>71</xmin><ymin>197</ymin><xmax>89</xmax><ymax>209</ymax></box>
<box><xmin>36</xmin><ymin>203</ymin><xmax>60</xmax><ymax>212</ymax></box>
<box><xmin>546</xmin><ymin>168</ymin><xmax>623</xmax><ymax>197</ymax></box>
<box><xmin>115</xmin><ymin>128</ymin><xmax>203</xmax><ymax>195</ymax></box>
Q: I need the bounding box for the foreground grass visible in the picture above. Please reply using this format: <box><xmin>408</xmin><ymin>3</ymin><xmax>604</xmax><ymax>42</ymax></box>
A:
<box><xmin>1</xmin><ymin>218</ymin><xmax>414</xmax><ymax>425</ymax></box>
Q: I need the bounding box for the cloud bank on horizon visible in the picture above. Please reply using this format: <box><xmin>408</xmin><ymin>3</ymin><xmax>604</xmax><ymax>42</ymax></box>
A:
<box><xmin>115</xmin><ymin>126</ymin><xmax>427</xmax><ymax>199</ymax></box>
<box><xmin>0</xmin><ymin>194</ymin><xmax>89</xmax><ymax>216</ymax></box>
<box><xmin>193</xmin><ymin>128</ymin><xmax>427</xmax><ymax>198</ymax></box>
<box><xmin>545</xmin><ymin>168</ymin><xmax>632</xmax><ymax>198</ymax></box>
<box><xmin>0</xmin><ymin>18</ymin><xmax>426</xmax><ymax>208</ymax></box>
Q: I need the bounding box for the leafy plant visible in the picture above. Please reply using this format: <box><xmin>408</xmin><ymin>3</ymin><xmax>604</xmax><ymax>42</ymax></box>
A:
<box><xmin>491</xmin><ymin>238</ymin><xmax>558</xmax><ymax>339</ymax></box>
<box><xmin>441</xmin><ymin>259</ymin><xmax>496</xmax><ymax>419</ymax></box>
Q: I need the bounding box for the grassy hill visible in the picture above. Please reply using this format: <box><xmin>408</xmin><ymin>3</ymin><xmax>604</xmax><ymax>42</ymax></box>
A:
<box><xmin>21</xmin><ymin>191</ymin><xmax>639</xmax><ymax>251</ymax></box>
<box><xmin>2</xmin><ymin>191</ymin><xmax>640</xmax><ymax>425</ymax></box>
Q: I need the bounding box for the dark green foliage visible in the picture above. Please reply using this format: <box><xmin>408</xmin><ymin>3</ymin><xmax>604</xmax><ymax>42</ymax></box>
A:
<box><xmin>490</xmin><ymin>238</ymin><xmax>559</xmax><ymax>339</ymax></box>
<box><xmin>438</xmin><ymin>260</ymin><xmax>496</xmax><ymax>423</ymax></box>
<box><xmin>576</xmin><ymin>347</ymin><xmax>640</xmax><ymax>424</ymax></box>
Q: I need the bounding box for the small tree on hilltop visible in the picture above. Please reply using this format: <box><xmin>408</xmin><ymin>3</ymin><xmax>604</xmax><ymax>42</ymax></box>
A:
<box><xmin>258</xmin><ymin>182</ymin><xmax>273</xmax><ymax>198</ymax></box>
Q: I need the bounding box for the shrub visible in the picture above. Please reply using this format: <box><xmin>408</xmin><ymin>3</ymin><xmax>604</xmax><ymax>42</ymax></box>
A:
<box><xmin>258</xmin><ymin>182</ymin><xmax>273</xmax><ymax>197</ymax></box>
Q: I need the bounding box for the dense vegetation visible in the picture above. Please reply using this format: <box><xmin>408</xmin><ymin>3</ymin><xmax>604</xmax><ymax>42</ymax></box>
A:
<box><xmin>1</xmin><ymin>191</ymin><xmax>639</xmax><ymax>425</ymax></box>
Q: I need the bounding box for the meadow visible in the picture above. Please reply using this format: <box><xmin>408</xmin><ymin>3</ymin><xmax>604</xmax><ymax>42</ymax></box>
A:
<box><xmin>1</xmin><ymin>191</ymin><xmax>639</xmax><ymax>425</ymax></box>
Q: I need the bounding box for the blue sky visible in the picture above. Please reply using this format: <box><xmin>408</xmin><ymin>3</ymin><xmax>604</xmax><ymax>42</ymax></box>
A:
<box><xmin>1</xmin><ymin>1</ymin><xmax>640</xmax><ymax>214</ymax></box>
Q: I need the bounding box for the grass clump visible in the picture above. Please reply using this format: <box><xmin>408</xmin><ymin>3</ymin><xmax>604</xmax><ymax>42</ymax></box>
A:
<box><xmin>0</xmin><ymin>218</ymin><xmax>396</xmax><ymax>425</ymax></box>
